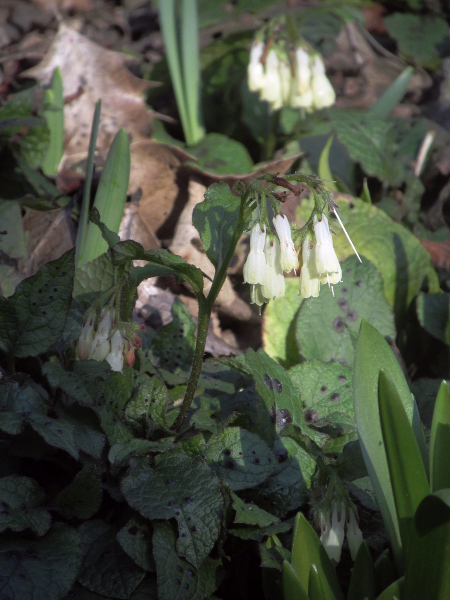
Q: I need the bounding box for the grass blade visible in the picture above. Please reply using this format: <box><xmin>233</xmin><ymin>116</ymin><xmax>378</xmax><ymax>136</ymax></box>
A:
<box><xmin>42</xmin><ymin>67</ymin><xmax>64</xmax><ymax>177</ymax></box>
<box><xmin>430</xmin><ymin>380</ymin><xmax>450</xmax><ymax>492</ymax></box>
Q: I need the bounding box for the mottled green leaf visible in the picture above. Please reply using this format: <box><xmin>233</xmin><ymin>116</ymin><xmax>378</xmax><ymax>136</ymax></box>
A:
<box><xmin>0</xmin><ymin>475</ymin><xmax>51</xmax><ymax>536</ymax></box>
<box><xmin>205</xmin><ymin>427</ymin><xmax>274</xmax><ymax>491</ymax></box>
<box><xmin>231</xmin><ymin>491</ymin><xmax>278</xmax><ymax>527</ymax></box>
<box><xmin>417</xmin><ymin>292</ymin><xmax>450</xmax><ymax>345</ymax></box>
<box><xmin>27</xmin><ymin>412</ymin><xmax>78</xmax><ymax>459</ymax></box>
<box><xmin>121</xmin><ymin>452</ymin><xmax>223</xmax><ymax>567</ymax></box>
<box><xmin>153</xmin><ymin>521</ymin><xmax>219</xmax><ymax>600</ymax></box>
<box><xmin>192</xmin><ymin>181</ymin><xmax>241</xmax><ymax>269</ymax></box>
<box><xmin>117</xmin><ymin>518</ymin><xmax>155</xmax><ymax>572</ymax></box>
<box><xmin>78</xmin><ymin>520</ymin><xmax>145</xmax><ymax>598</ymax></box>
<box><xmin>0</xmin><ymin>523</ymin><xmax>81</xmax><ymax>600</ymax></box>
<box><xmin>0</xmin><ymin>248</ymin><xmax>74</xmax><ymax>357</ymax></box>
<box><xmin>262</xmin><ymin>278</ymin><xmax>302</xmax><ymax>368</ymax></box>
<box><xmin>188</xmin><ymin>133</ymin><xmax>253</xmax><ymax>174</ymax></box>
<box><xmin>296</xmin><ymin>256</ymin><xmax>395</xmax><ymax>365</ymax></box>
<box><xmin>0</xmin><ymin>200</ymin><xmax>27</xmax><ymax>261</ymax></box>
<box><xmin>73</xmin><ymin>252</ymin><xmax>121</xmax><ymax>312</ymax></box>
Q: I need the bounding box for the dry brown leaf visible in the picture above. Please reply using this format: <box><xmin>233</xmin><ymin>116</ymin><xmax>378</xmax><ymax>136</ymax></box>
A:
<box><xmin>22</xmin><ymin>206</ymin><xmax>75</xmax><ymax>276</ymax></box>
<box><xmin>22</xmin><ymin>23</ymin><xmax>154</xmax><ymax>159</ymax></box>
<box><xmin>419</xmin><ymin>239</ymin><xmax>450</xmax><ymax>271</ymax></box>
<box><xmin>127</xmin><ymin>141</ymin><xmax>195</xmax><ymax>248</ymax></box>
<box><xmin>31</xmin><ymin>0</ymin><xmax>93</xmax><ymax>11</ymax></box>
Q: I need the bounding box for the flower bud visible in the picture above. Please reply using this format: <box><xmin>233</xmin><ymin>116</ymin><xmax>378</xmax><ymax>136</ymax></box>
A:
<box><xmin>125</xmin><ymin>341</ymin><xmax>135</xmax><ymax>367</ymax></box>
<box><xmin>273</xmin><ymin>214</ymin><xmax>298</xmax><ymax>273</ymax></box>
<box><xmin>89</xmin><ymin>310</ymin><xmax>112</xmax><ymax>362</ymax></box>
<box><xmin>77</xmin><ymin>316</ymin><xmax>95</xmax><ymax>361</ymax></box>
<box><xmin>105</xmin><ymin>329</ymin><xmax>124</xmax><ymax>372</ymax></box>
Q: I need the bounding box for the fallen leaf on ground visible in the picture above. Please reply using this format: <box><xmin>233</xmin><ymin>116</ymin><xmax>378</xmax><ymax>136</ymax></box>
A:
<box><xmin>420</xmin><ymin>239</ymin><xmax>450</xmax><ymax>271</ymax></box>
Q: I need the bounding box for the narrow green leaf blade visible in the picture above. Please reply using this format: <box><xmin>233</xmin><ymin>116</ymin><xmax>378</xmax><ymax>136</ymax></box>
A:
<box><xmin>353</xmin><ymin>321</ymin><xmax>428</xmax><ymax>570</ymax></box>
<box><xmin>379</xmin><ymin>370</ymin><xmax>430</xmax><ymax>553</ymax></box>
<box><xmin>282</xmin><ymin>560</ymin><xmax>309</xmax><ymax>600</ymax></box>
<box><xmin>42</xmin><ymin>67</ymin><xmax>64</xmax><ymax>177</ymax></box>
<box><xmin>290</xmin><ymin>513</ymin><xmax>344</xmax><ymax>600</ymax></box>
<box><xmin>78</xmin><ymin>128</ymin><xmax>130</xmax><ymax>266</ymax></box>
<box><xmin>371</xmin><ymin>67</ymin><xmax>414</xmax><ymax>118</ymax></box>
<box><xmin>318</xmin><ymin>135</ymin><xmax>339</xmax><ymax>191</ymax></box>
<box><xmin>416</xmin><ymin>292</ymin><xmax>450</xmax><ymax>345</ymax></box>
<box><xmin>375</xmin><ymin>577</ymin><xmax>404</xmax><ymax>600</ymax></box>
<box><xmin>347</xmin><ymin>542</ymin><xmax>375</xmax><ymax>600</ymax></box>
<box><xmin>430</xmin><ymin>381</ymin><xmax>450</xmax><ymax>492</ymax></box>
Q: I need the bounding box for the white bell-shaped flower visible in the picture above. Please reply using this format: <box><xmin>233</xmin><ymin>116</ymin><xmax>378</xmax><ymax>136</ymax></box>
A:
<box><xmin>105</xmin><ymin>329</ymin><xmax>125</xmax><ymax>372</ymax></box>
<box><xmin>310</xmin><ymin>54</ymin><xmax>335</xmax><ymax>110</ymax></box>
<box><xmin>89</xmin><ymin>309</ymin><xmax>112</xmax><ymax>361</ymax></box>
<box><xmin>299</xmin><ymin>235</ymin><xmax>321</xmax><ymax>298</ymax></box>
<box><xmin>321</xmin><ymin>505</ymin><xmax>345</xmax><ymax>562</ymax></box>
<box><xmin>273</xmin><ymin>214</ymin><xmax>298</xmax><ymax>273</ymax></box>
<box><xmin>262</xmin><ymin>236</ymin><xmax>285</xmax><ymax>300</ymax></box>
<box><xmin>250</xmin><ymin>283</ymin><xmax>267</xmax><ymax>307</ymax></box>
<box><xmin>313</xmin><ymin>214</ymin><xmax>342</xmax><ymax>287</ymax></box>
<box><xmin>243</xmin><ymin>223</ymin><xmax>266</xmax><ymax>285</ymax></box>
<box><xmin>278</xmin><ymin>56</ymin><xmax>292</xmax><ymax>108</ymax></box>
<box><xmin>260</xmin><ymin>50</ymin><xmax>283</xmax><ymax>110</ymax></box>
<box><xmin>294</xmin><ymin>46</ymin><xmax>311</xmax><ymax>95</ymax></box>
<box><xmin>77</xmin><ymin>316</ymin><xmax>95</xmax><ymax>361</ymax></box>
<box><xmin>346</xmin><ymin>510</ymin><xmax>364</xmax><ymax>561</ymax></box>
<box><xmin>248</xmin><ymin>41</ymin><xmax>265</xmax><ymax>92</ymax></box>
<box><xmin>290</xmin><ymin>87</ymin><xmax>314</xmax><ymax>110</ymax></box>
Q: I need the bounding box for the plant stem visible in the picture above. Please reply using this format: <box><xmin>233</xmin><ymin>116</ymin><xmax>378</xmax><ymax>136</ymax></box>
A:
<box><xmin>172</xmin><ymin>192</ymin><xmax>249</xmax><ymax>432</ymax></box>
<box><xmin>261</xmin><ymin>109</ymin><xmax>280</xmax><ymax>162</ymax></box>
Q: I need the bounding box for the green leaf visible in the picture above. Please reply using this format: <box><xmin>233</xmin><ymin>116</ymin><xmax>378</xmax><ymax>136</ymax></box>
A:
<box><xmin>296</xmin><ymin>195</ymin><xmax>440</xmax><ymax>325</ymax></box>
<box><xmin>188</xmin><ymin>133</ymin><xmax>253</xmax><ymax>174</ymax></box>
<box><xmin>375</xmin><ymin>577</ymin><xmax>404</xmax><ymax>600</ymax></box>
<box><xmin>379</xmin><ymin>370</ymin><xmax>430</xmax><ymax>555</ymax></box>
<box><xmin>430</xmin><ymin>381</ymin><xmax>450</xmax><ymax>492</ymax></box>
<box><xmin>371</xmin><ymin>67</ymin><xmax>414</xmax><ymax>119</ymax></box>
<box><xmin>109</xmin><ymin>439</ymin><xmax>174</xmax><ymax>468</ymax></box>
<box><xmin>282</xmin><ymin>560</ymin><xmax>309</xmax><ymax>600</ymax></box>
<box><xmin>121</xmin><ymin>452</ymin><xmax>223</xmax><ymax>567</ymax></box>
<box><xmin>416</xmin><ymin>293</ymin><xmax>450</xmax><ymax>346</ymax></box>
<box><xmin>55</xmin><ymin>405</ymin><xmax>105</xmax><ymax>460</ymax></box>
<box><xmin>41</xmin><ymin>68</ymin><xmax>64</xmax><ymax>177</ymax></box>
<box><xmin>384</xmin><ymin>13</ymin><xmax>450</xmax><ymax>66</ymax></box>
<box><xmin>245</xmin><ymin>348</ymin><xmax>321</xmax><ymax>445</ymax></box>
<box><xmin>204</xmin><ymin>427</ymin><xmax>275</xmax><ymax>491</ymax></box>
<box><xmin>330</xmin><ymin>110</ymin><xmax>399</xmax><ymax>185</ymax></box>
<box><xmin>117</xmin><ymin>517</ymin><xmax>155</xmax><ymax>572</ymax></box>
<box><xmin>27</xmin><ymin>412</ymin><xmax>79</xmax><ymax>459</ymax></box>
<box><xmin>73</xmin><ymin>252</ymin><xmax>121</xmax><ymax>311</ymax></box>
<box><xmin>353</xmin><ymin>321</ymin><xmax>428</xmax><ymax>570</ymax></box>
<box><xmin>0</xmin><ymin>379</ymin><xmax>46</xmax><ymax>435</ymax></box>
<box><xmin>0</xmin><ymin>523</ymin><xmax>81</xmax><ymax>600</ymax></box>
<box><xmin>403</xmin><ymin>491</ymin><xmax>450</xmax><ymax>600</ymax></box>
<box><xmin>192</xmin><ymin>181</ymin><xmax>241</xmax><ymax>269</ymax></box>
<box><xmin>56</xmin><ymin>468</ymin><xmax>102</xmax><ymax>519</ymax></box>
<box><xmin>78</xmin><ymin>520</ymin><xmax>145</xmax><ymax>598</ymax></box>
<box><xmin>0</xmin><ymin>475</ymin><xmax>51</xmax><ymax>536</ymax></box>
<box><xmin>318</xmin><ymin>135</ymin><xmax>339</xmax><ymax>191</ymax></box>
<box><xmin>231</xmin><ymin>491</ymin><xmax>279</xmax><ymax>527</ymax></box>
<box><xmin>262</xmin><ymin>278</ymin><xmax>302</xmax><ymax>368</ymax></box>
<box><xmin>0</xmin><ymin>200</ymin><xmax>27</xmax><ymax>261</ymax></box>
<box><xmin>78</xmin><ymin>128</ymin><xmax>130</xmax><ymax>266</ymax></box>
<box><xmin>347</xmin><ymin>542</ymin><xmax>375</xmax><ymax>600</ymax></box>
<box><xmin>153</xmin><ymin>521</ymin><xmax>219</xmax><ymax>600</ymax></box>
<box><xmin>290</xmin><ymin>513</ymin><xmax>344</xmax><ymax>600</ymax></box>
<box><xmin>0</xmin><ymin>248</ymin><xmax>74</xmax><ymax>357</ymax></box>
<box><xmin>296</xmin><ymin>256</ymin><xmax>395</xmax><ymax>366</ymax></box>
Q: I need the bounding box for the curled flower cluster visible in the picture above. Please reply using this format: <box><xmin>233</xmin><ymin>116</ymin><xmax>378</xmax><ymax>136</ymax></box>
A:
<box><xmin>77</xmin><ymin>307</ymin><xmax>143</xmax><ymax>372</ymax></box>
<box><xmin>244</xmin><ymin>214</ymin><xmax>298</xmax><ymax>307</ymax></box>
<box><xmin>248</xmin><ymin>40</ymin><xmax>335</xmax><ymax>112</ymax></box>
<box><xmin>319</xmin><ymin>505</ymin><xmax>364</xmax><ymax>562</ymax></box>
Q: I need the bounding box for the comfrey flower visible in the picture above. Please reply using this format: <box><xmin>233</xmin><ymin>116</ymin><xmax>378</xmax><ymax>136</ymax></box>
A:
<box><xmin>248</xmin><ymin>40</ymin><xmax>265</xmax><ymax>92</ymax></box>
<box><xmin>273</xmin><ymin>214</ymin><xmax>298</xmax><ymax>274</ymax></box>
<box><xmin>313</xmin><ymin>213</ymin><xmax>342</xmax><ymax>289</ymax></box>
<box><xmin>243</xmin><ymin>222</ymin><xmax>266</xmax><ymax>285</ymax></box>
<box><xmin>299</xmin><ymin>234</ymin><xmax>320</xmax><ymax>299</ymax></box>
<box><xmin>262</xmin><ymin>235</ymin><xmax>285</xmax><ymax>300</ymax></box>
<box><xmin>310</xmin><ymin>54</ymin><xmax>336</xmax><ymax>110</ymax></box>
<box><xmin>88</xmin><ymin>309</ymin><xmax>113</xmax><ymax>362</ymax></box>
<box><xmin>320</xmin><ymin>505</ymin><xmax>363</xmax><ymax>563</ymax></box>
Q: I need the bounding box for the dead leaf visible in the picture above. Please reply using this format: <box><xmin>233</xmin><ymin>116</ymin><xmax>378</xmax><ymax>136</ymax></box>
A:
<box><xmin>31</xmin><ymin>0</ymin><xmax>93</xmax><ymax>11</ymax></box>
<box><xmin>22</xmin><ymin>206</ymin><xmax>75</xmax><ymax>276</ymax></box>
<box><xmin>22</xmin><ymin>23</ymin><xmax>154</xmax><ymax>160</ymax></box>
<box><xmin>419</xmin><ymin>239</ymin><xmax>450</xmax><ymax>271</ymax></box>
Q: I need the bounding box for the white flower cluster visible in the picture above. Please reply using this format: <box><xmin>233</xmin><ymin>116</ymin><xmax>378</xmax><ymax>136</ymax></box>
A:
<box><xmin>77</xmin><ymin>308</ymin><xmax>140</xmax><ymax>372</ymax></box>
<box><xmin>244</xmin><ymin>214</ymin><xmax>298</xmax><ymax>306</ymax></box>
<box><xmin>248</xmin><ymin>40</ymin><xmax>335</xmax><ymax>112</ymax></box>
<box><xmin>320</xmin><ymin>505</ymin><xmax>364</xmax><ymax>562</ymax></box>
<box><xmin>299</xmin><ymin>213</ymin><xmax>342</xmax><ymax>299</ymax></box>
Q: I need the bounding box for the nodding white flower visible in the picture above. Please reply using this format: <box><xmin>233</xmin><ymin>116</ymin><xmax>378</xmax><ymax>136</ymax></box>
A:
<box><xmin>273</xmin><ymin>214</ymin><xmax>298</xmax><ymax>273</ymax></box>
<box><xmin>290</xmin><ymin>88</ymin><xmax>314</xmax><ymax>110</ymax></box>
<box><xmin>260</xmin><ymin>50</ymin><xmax>284</xmax><ymax>110</ymax></box>
<box><xmin>243</xmin><ymin>223</ymin><xmax>266</xmax><ymax>285</ymax></box>
<box><xmin>294</xmin><ymin>46</ymin><xmax>311</xmax><ymax>95</ymax></box>
<box><xmin>248</xmin><ymin>41</ymin><xmax>265</xmax><ymax>92</ymax></box>
<box><xmin>321</xmin><ymin>505</ymin><xmax>345</xmax><ymax>562</ymax></box>
<box><xmin>89</xmin><ymin>309</ymin><xmax>112</xmax><ymax>362</ymax></box>
<box><xmin>346</xmin><ymin>510</ymin><xmax>364</xmax><ymax>561</ymax></box>
<box><xmin>262</xmin><ymin>236</ymin><xmax>285</xmax><ymax>300</ymax></box>
<box><xmin>310</xmin><ymin>54</ymin><xmax>335</xmax><ymax>109</ymax></box>
<box><xmin>250</xmin><ymin>283</ymin><xmax>267</xmax><ymax>307</ymax></box>
<box><xmin>299</xmin><ymin>235</ymin><xmax>321</xmax><ymax>298</ymax></box>
<box><xmin>105</xmin><ymin>329</ymin><xmax>125</xmax><ymax>372</ymax></box>
<box><xmin>77</xmin><ymin>316</ymin><xmax>95</xmax><ymax>361</ymax></box>
<box><xmin>313</xmin><ymin>214</ymin><xmax>342</xmax><ymax>289</ymax></box>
